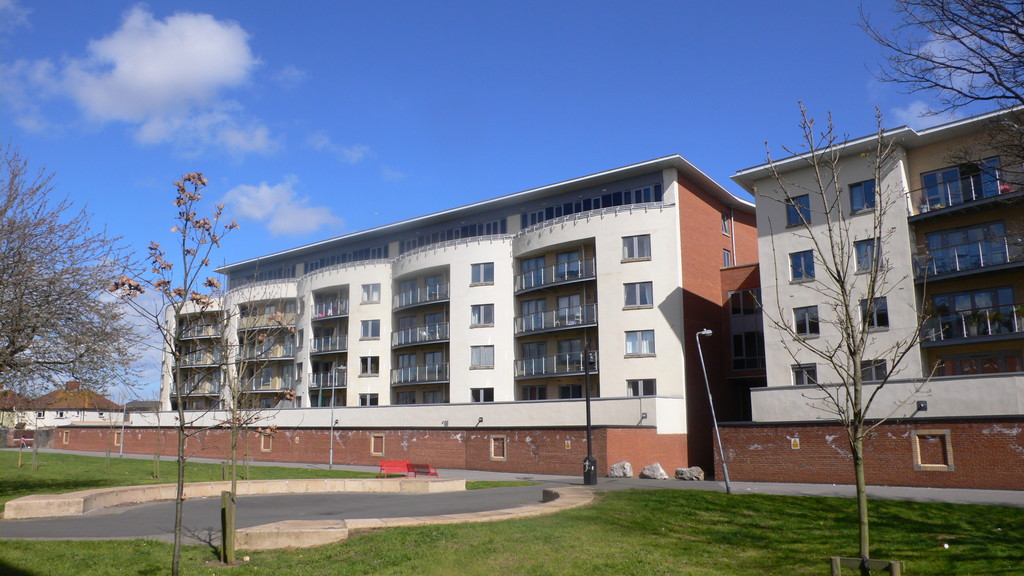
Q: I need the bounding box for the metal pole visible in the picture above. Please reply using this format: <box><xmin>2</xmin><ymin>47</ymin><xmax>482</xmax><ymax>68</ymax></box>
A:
<box><xmin>328</xmin><ymin>386</ymin><xmax>336</xmax><ymax>470</ymax></box>
<box><xmin>119</xmin><ymin>403</ymin><xmax>127</xmax><ymax>458</ymax></box>
<box><xmin>582</xmin><ymin>342</ymin><xmax>597</xmax><ymax>485</ymax></box>
<box><xmin>696</xmin><ymin>329</ymin><xmax>731</xmax><ymax>494</ymax></box>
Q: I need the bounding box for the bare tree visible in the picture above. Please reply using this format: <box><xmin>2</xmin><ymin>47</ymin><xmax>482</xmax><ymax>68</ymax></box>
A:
<box><xmin>760</xmin><ymin>106</ymin><xmax>925</xmax><ymax>573</ymax></box>
<box><xmin>111</xmin><ymin>173</ymin><xmax>236</xmax><ymax>576</ymax></box>
<box><xmin>0</xmin><ymin>145</ymin><xmax>140</xmax><ymax>395</ymax></box>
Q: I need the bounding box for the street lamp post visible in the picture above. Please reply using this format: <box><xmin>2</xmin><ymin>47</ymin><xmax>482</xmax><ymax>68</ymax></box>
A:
<box><xmin>582</xmin><ymin>342</ymin><xmax>598</xmax><ymax>485</ymax></box>
<box><xmin>696</xmin><ymin>329</ymin><xmax>731</xmax><ymax>494</ymax></box>
<box><xmin>328</xmin><ymin>367</ymin><xmax>342</xmax><ymax>470</ymax></box>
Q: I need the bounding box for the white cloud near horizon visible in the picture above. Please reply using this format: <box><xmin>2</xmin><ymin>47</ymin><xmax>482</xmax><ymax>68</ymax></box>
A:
<box><xmin>306</xmin><ymin>130</ymin><xmax>372</xmax><ymax>165</ymax></box>
<box><xmin>889</xmin><ymin>99</ymin><xmax>961</xmax><ymax>131</ymax></box>
<box><xmin>222</xmin><ymin>176</ymin><xmax>343</xmax><ymax>237</ymax></box>
<box><xmin>0</xmin><ymin>5</ymin><xmax>277</xmax><ymax>156</ymax></box>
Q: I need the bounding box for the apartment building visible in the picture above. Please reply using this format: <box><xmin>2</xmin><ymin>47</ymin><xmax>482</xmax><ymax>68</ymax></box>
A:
<box><xmin>726</xmin><ymin>109</ymin><xmax>1024</xmax><ymax>490</ymax></box>
<box><xmin>154</xmin><ymin>155</ymin><xmax>758</xmax><ymax>475</ymax></box>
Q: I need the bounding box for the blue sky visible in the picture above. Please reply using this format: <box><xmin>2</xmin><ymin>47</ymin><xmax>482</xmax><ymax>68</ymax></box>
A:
<box><xmin>0</xmin><ymin>1</ymin><xmax>972</xmax><ymax>398</ymax></box>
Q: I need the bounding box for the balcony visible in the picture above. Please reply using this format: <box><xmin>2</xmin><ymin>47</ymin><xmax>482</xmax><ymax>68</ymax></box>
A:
<box><xmin>914</xmin><ymin>234</ymin><xmax>1024</xmax><ymax>282</ymax></box>
<box><xmin>239</xmin><ymin>344</ymin><xmax>295</xmax><ymax>360</ymax></box>
<box><xmin>393</xmin><ymin>284</ymin><xmax>449</xmax><ymax>311</ymax></box>
<box><xmin>245</xmin><ymin>377</ymin><xmax>289</xmax><ymax>392</ymax></box>
<box><xmin>308</xmin><ymin>370</ymin><xmax>347</xmax><ymax>389</ymax></box>
<box><xmin>922</xmin><ymin>304</ymin><xmax>1024</xmax><ymax>345</ymax></box>
<box><xmin>238</xmin><ymin>313</ymin><xmax>297</xmax><ymax>331</ymax></box>
<box><xmin>179</xmin><ymin>351</ymin><xmax>222</xmax><ymax>367</ymax></box>
<box><xmin>391</xmin><ymin>363</ymin><xmax>450</xmax><ymax>385</ymax></box>
<box><xmin>311</xmin><ymin>335</ymin><xmax>348</xmax><ymax>354</ymax></box>
<box><xmin>912</xmin><ymin>174</ymin><xmax>1024</xmax><ymax>219</ymax></box>
<box><xmin>515</xmin><ymin>258</ymin><xmax>596</xmax><ymax>293</ymax></box>
<box><xmin>514</xmin><ymin>351</ymin><xmax>599</xmax><ymax>378</ymax></box>
<box><xmin>312</xmin><ymin>300</ymin><xmax>349</xmax><ymax>320</ymax></box>
<box><xmin>180</xmin><ymin>324</ymin><xmax>223</xmax><ymax>340</ymax></box>
<box><xmin>172</xmin><ymin>381</ymin><xmax>221</xmax><ymax>396</ymax></box>
<box><xmin>515</xmin><ymin>304</ymin><xmax>597</xmax><ymax>335</ymax></box>
<box><xmin>392</xmin><ymin>322</ymin><xmax>449</xmax><ymax>348</ymax></box>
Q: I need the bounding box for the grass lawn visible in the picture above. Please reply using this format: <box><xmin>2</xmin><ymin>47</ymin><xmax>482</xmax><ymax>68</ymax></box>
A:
<box><xmin>1</xmin><ymin>452</ymin><xmax>1021</xmax><ymax>575</ymax></box>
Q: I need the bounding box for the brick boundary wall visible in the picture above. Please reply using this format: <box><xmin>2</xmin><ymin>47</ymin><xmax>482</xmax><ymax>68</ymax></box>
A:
<box><xmin>715</xmin><ymin>417</ymin><xmax>1024</xmax><ymax>491</ymax></box>
<box><xmin>51</xmin><ymin>426</ymin><xmax>689</xmax><ymax>477</ymax></box>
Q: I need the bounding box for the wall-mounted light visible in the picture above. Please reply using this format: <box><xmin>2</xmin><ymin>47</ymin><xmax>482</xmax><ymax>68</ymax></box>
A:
<box><xmin>916</xmin><ymin>400</ymin><xmax>928</xmax><ymax>412</ymax></box>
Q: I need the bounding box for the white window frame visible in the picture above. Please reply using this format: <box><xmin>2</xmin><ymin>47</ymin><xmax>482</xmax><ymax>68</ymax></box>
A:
<box><xmin>471</xmin><ymin>345</ymin><xmax>495</xmax><ymax>368</ymax></box>
<box><xmin>471</xmin><ymin>262</ymin><xmax>494</xmax><ymax>285</ymax></box>
<box><xmin>622</xmin><ymin>234</ymin><xmax>652</xmax><ymax>261</ymax></box>
<box><xmin>624</xmin><ymin>282</ymin><xmax>654</xmax><ymax>308</ymax></box>
<box><xmin>471</xmin><ymin>304</ymin><xmax>494</xmax><ymax>327</ymax></box>
<box><xmin>625</xmin><ymin>330</ymin><xmax>656</xmax><ymax>356</ymax></box>
<box><xmin>360</xmin><ymin>319</ymin><xmax>380</xmax><ymax>339</ymax></box>
<box><xmin>361</xmin><ymin>283</ymin><xmax>381</xmax><ymax>304</ymax></box>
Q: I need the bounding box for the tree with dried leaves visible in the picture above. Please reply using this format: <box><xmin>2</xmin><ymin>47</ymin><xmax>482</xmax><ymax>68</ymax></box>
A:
<box><xmin>0</xmin><ymin>145</ymin><xmax>140</xmax><ymax>396</ymax></box>
<box><xmin>111</xmin><ymin>173</ymin><xmax>236</xmax><ymax>576</ymax></box>
<box><xmin>757</xmin><ymin>107</ymin><xmax>926</xmax><ymax>574</ymax></box>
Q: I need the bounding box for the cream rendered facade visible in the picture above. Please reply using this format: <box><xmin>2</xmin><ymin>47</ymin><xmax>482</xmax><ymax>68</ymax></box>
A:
<box><xmin>162</xmin><ymin>157</ymin><xmax>752</xmax><ymax>450</ymax></box>
<box><xmin>733</xmin><ymin>109</ymin><xmax>1024</xmax><ymax>422</ymax></box>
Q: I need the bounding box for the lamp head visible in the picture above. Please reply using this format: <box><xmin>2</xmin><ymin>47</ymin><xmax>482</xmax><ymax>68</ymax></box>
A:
<box><xmin>697</xmin><ymin>329</ymin><xmax>713</xmax><ymax>337</ymax></box>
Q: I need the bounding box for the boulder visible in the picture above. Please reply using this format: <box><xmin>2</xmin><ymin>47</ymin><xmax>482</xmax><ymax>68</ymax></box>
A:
<box><xmin>638</xmin><ymin>462</ymin><xmax>669</xmax><ymax>480</ymax></box>
<box><xmin>608</xmin><ymin>461</ymin><xmax>633</xmax><ymax>478</ymax></box>
<box><xmin>674</xmin><ymin>466</ymin><xmax>705</xmax><ymax>481</ymax></box>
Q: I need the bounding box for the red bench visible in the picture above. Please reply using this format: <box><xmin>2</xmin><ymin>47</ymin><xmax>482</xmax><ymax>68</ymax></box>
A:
<box><xmin>377</xmin><ymin>460</ymin><xmax>440</xmax><ymax>477</ymax></box>
<box><xmin>378</xmin><ymin>460</ymin><xmax>410</xmax><ymax>477</ymax></box>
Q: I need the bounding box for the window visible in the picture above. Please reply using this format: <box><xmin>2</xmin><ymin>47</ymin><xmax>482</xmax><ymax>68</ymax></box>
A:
<box><xmin>360</xmin><ymin>319</ymin><xmax>380</xmax><ymax>339</ymax></box>
<box><xmin>792</xmin><ymin>364</ymin><xmax>817</xmax><ymax>386</ymax></box>
<box><xmin>471</xmin><ymin>304</ymin><xmax>494</xmax><ymax>326</ymax></box>
<box><xmin>921</xmin><ymin>157</ymin><xmax>1001</xmax><ymax>209</ymax></box>
<box><xmin>723</xmin><ymin>249</ymin><xmax>732</xmax><ymax>267</ymax></box>
<box><xmin>862</xmin><ymin>359</ymin><xmax>888</xmax><ymax>382</ymax></box>
<box><xmin>625</xmin><ymin>330</ymin><xmax>656</xmax><ymax>355</ymax></box>
<box><xmin>850</xmin><ymin>179</ymin><xmax>876</xmax><ymax>212</ymax></box>
<box><xmin>559</xmin><ymin>384</ymin><xmax>583</xmax><ymax>399</ymax></box>
<box><xmin>627</xmin><ymin>379</ymin><xmax>657</xmax><ymax>396</ymax></box>
<box><xmin>396</xmin><ymin>391</ymin><xmax>416</xmax><ymax>405</ymax></box>
<box><xmin>622</xmin><ymin>234</ymin><xmax>652</xmax><ymax>260</ymax></box>
<box><xmin>794</xmin><ymin>306</ymin><xmax>819</xmax><ymax>336</ymax></box>
<box><xmin>370</xmin><ymin>433</ymin><xmax>384</xmax><ymax>454</ymax></box>
<box><xmin>360</xmin><ymin>393</ymin><xmax>379</xmax><ymax>406</ymax></box>
<box><xmin>730</xmin><ymin>289</ymin><xmax>761</xmax><ymax>315</ymax></box>
<box><xmin>62</xmin><ymin>430</ymin><xmax>70</xmax><ymax>445</ymax></box>
<box><xmin>471</xmin><ymin>345</ymin><xmax>495</xmax><ymax>368</ymax></box>
<box><xmin>721</xmin><ymin>213</ymin><xmax>731</xmax><ymax>236</ymax></box>
<box><xmin>423</xmin><ymin>390</ymin><xmax>445</xmax><ymax>404</ymax></box>
<box><xmin>790</xmin><ymin>250</ymin><xmax>815</xmax><ymax>280</ymax></box>
<box><xmin>924</xmin><ymin>221</ymin><xmax>1007</xmax><ymax>276</ymax></box>
<box><xmin>260</xmin><ymin>434</ymin><xmax>273</xmax><ymax>452</ymax></box>
<box><xmin>472</xmin><ymin>388</ymin><xmax>494</xmax><ymax>402</ymax></box>
<box><xmin>361</xmin><ymin>283</ymin><xmax>380</xmax><ymax>303</ymax></box>
<box><xmin>624</xmin><ymin>282</ymin><xmax>654</xmax><ymax>308</ymax></box>
<box><xmin>360</xmin><ymin>356</ymin><xmax>379</xmax><ymax>376</ymax></box>
<box><xmin>521</xmin><ymin>385</ymin><xmax>547</xmax><ymax>400</ymax></box>
<box><xmin>786</xmin><ymin>195</ymin><xmax>810</xmax><ymax>226</ymax></box>
<box><xmin>490</xmin><ymin>436</ymin><xmax>507</xmax><ymax>460</ymax></box>
<box><xmin>855</xmin><ymin>238</ymin><xmax>879</xmax><ymax>272</ymax></box>
<box><xmin>471</xmin><ymin>262</ymin><xmax>494</xmax><ymax>284</ymax></box>
<box><xmin>861</xmin><ymin>297</ymin><xmax>889</xmax><ymax>329</ymax></box>
<box><xmin>732</xmin><ymin>331</ymin><xmax>766</xmax><ymax>370</ymax></box>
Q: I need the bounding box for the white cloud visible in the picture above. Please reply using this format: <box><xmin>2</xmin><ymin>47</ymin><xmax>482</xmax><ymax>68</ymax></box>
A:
<box><xmin>889</xmin><ymin>100</ymin><xmax>960</xmax><ymax>131</ymax></box>
<box><xmin>306</xmin><ymin>130</ymin><xmax>372</xmax><ymax>165</ymax></box>
<box><xmin>381</xmin><ymin>166</ymin><xmax>406</xmax><ymax>182</ymax></box>
<box><xmin>273</xmin><ymin>64</ymin><xmax>308</xmax><ymax>87</ymax></box>
<box><xmin>222</xmin><ymin>176</ymin><xmax>343</xmax><ymax>237</ymax></box>
<box><xmin>0</xmin><ymin>0</ymin><xmax>31</xmax><ymax>32</ymax></box>
<box><xmin>0</xmin><ymin>5</ymin><xmax>276</xmax><ymax>156</ymax></box>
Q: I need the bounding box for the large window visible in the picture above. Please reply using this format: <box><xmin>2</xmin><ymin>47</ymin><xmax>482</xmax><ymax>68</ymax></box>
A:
<box><xmin>471</xmin><ymin>345</ymin><xmax>494</xmax><ymax>368</ymax></box>
<box><xmin>472</xmin><ymin>388</ymin><xmax>494</xmax><ymax>402</ymax></box>
<box><xmin>471</xmin><ymin>262</ymin><xmax>494</xmax><ymax>284</ymax></box>
<box><xmin>471</xmin><ymin>304</ymin><xmax>494</xmax><ymax>326</ymax></box>
<box><xmin>786</xmin><ymin>195</ymin><xmax>811</xmax><ymax>226</ymax></box>
<box><xmin>792</xmin><ymin>363</ymin><xmax>817</xmax><ymax>386</ymax></box>
<box><xmin>850</xmin><ymin>179</ymin><xmax>876</xmax><ymax>212</ymax></box>
<box><xmin>622</xmin><ymin>235</ymin><xmax>652</xmax><ymax>261</ymax></box>
<box><xmin>921</xmin><ymin>157</ymin><xmax>1001</xmax><ymax>209</ymax></box>
<box><xmin>730</xmin><ymin>289</ymin><xmax>761</xmax><ymax>315</ymax></box>
<box><xmin>360</xmin><ymin>319</ymin><xmax>380</xmax><ymax>339</ymax></box>
<box><xmin>862</xmin><ymin>359</ymin><xmax>888</xmax><ymax>382</ymax></box>
<box><xmin>855</xmin><ymin>238</ymin><xmax>879</xmax><ymax>272</ymax></box>
<box><xmin>732</xmin><ymin>331</ymin><xmax>766</xmax><ymax>370</ymax></box>
<box><xmin>861</xmin><ymin>297</ymin><xmax>889</xmax><ymax>329</ymax></box>
<box><xmin>930</xmin><ymin>287</ymin><xmax>1016</xmax><ymax>340</ymax></box>
<box><xmin>627</xmin><ymin>379</ymin><xmax>657</xmax><ymax>396</ymax></box>
<box><xmin>361</xmin><ymin>283</ymin><xmax>381</xmax><ymax>303</ymax></box>
<box><xmin>790</xmin><ymin>250</ymin><xmax>815</xmax><ymax>280</ymax></box>
<box><xmin>624</xmin><ymin>282</ymin><xmax>654</xmax><ymax>308</ymax></box>
<box><xmin>924</xmin><ymin>221</ymin><xmax>1007</xmax><ymax>276</ymax></box>
<box><xmin>360</xmin><ymin>394</ymin><xmax>379</xmax><ymax>406</ymax></box>
<box><xmin>625</xmin><ymin>330</ymin><xmax>656</xmax><ymax>355</ymax></box>
<box><xmin>521</xmin><ymin>385</ymin><xmax>547</xmax><ymax>400</ymax></box>
<box><xmin>794</xmin><ymin>306</ymin><xmax>819</xmax><ymax>336</ymax></box>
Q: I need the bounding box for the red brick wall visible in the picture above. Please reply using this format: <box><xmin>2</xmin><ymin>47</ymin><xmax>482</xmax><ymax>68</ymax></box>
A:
<box><xmin>54</xmin><ymin>425</ymin><xmax>688</xmax><ymax>477</ymax></box>
<box><xmin>716</xmin><ymin>418</ymin><xmax>1024</xmax><ymax>490</ymax></box>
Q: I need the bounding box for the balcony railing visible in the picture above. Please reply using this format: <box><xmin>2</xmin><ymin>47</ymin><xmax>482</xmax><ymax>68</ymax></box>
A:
<box><xmin>180</xmin><ymin>324</ymin><xmax>223</xmax><ymax>339</ymax></box>
<box><xmin>391</xmin><ymin>363</ymin><xmax>450</xmax><ymax>385</ymax></box>
<box><xmin>311</xmin><ymin>335</ymin><xmax>348</xmax><ymax>354</ymax></box>
<box><xmin>392</xmin><ymin>322</ymin><xmax>449</xmax><ymax>347</ymax></box>
<box><xmin>393</xmin><ymin>284</ymin><xmax>450</xmax><ymax>310</ymax></box>
<box><xmin>244</xmin><ymin>377</ymin><xmax>288</xmax><ymax>391</ymax></box>
<box><xmin>923</xmin><ymin>304</ymin><xmax>1024</xmax><ymax>343</ymax></box>
<box><xmin>238</xmin><ymin>313</ymin><xmax>297</xmax><ymax>330</ymax></box>
<box><xmin>179</xmin><ymin>351</ymin><xmax>222</xmax><ymax>367</ymax></box>
<box><xmin>239</xmin><ymin>344</ymin><xmax>295</xmax><ymax>360</ymax></box>
<box><xmin>312</xmin><ymin>300</ymin><xmax>349</xmax><ymax>319</ymax></box>
<box><xmin>514</xmin><ymin>351</ymin><xmax>599</xmax><ymax>377</ymax></box>
<box><xmin>914</xmin><ymin>234</ymin><xmax>1024</xmax><ymax>278</ymax></box>
<box><xmin>916</xmin><ymin>169</ymin><xmax>1020</xmax><ymax>213</ymax></box>
<box><xmin>515</xmin><ymin>304</ymin><xmax>597</xmax><ymax>334</ymax></box>
<box><xmin>308</xmin><ymin>370</ymin><xmax>347</xmax><ymax>389</ymax></box>
<box><xmin>515</xmin><ymin>258</ymin><xmax>596</xmax><ymax>292</ymax></box>
<box><xmin>172</xmin><ymin>381</ymin><xmax>221</xmax><ymax>396</ymax></box>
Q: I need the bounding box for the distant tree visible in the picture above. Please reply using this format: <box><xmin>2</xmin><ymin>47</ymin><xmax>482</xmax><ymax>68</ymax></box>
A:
<box><xmin>760</xmin><ymin>106</ymin><xmax>926</xmax><ymax>574</ymax></box>
<box><xmin>0</xmin><ymin>145</ymin><xmax>140</xmax><ymax>395</ymax></box>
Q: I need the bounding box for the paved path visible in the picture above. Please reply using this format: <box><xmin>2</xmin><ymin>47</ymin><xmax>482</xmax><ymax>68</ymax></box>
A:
<box><xmin>2</xmin><ymin>449</ymin><xmax>1021</xmax><ymax>545</ymax></box>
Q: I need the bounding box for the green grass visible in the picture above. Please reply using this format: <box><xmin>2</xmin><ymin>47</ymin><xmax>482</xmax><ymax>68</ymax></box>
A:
<box><xmin>1</xmin><ymin>452</ymin><xmax>1021</xmax><ymax>575</ymax></box>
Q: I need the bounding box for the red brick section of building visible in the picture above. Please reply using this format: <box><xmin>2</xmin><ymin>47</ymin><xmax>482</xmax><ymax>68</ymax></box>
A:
<box><xmin>677</xmin><ymin>177</ymin><xmax>758</xmax><ymax>474</ymax></box>
<box><xmin>715</xmin><ymin>418</ymin><xmax>1024</xmax><ymax>491</ymax></box>
<box><xmin>51</xmin><ymin>425</ymin><xmax>690</xmax><ymax>476</ymax></box>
